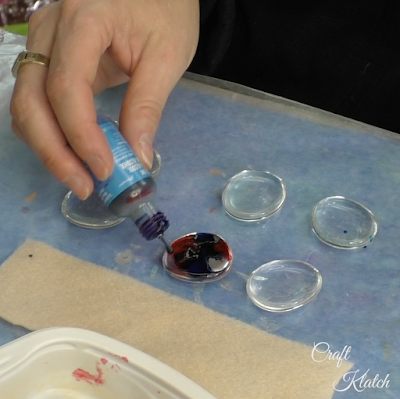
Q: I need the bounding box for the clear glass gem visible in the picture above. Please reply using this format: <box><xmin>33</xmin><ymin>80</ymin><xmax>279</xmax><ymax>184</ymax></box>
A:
<box><xmin>311</xmin><ymin>196</ymin><xmax>378</xmax><ymax>249</ymax></box>
<box><xmin>222</xmin><ymin>170</ymin><xmax>286</xmax><ymax>221</ymax></box>
<box><xmin>247</xmin><ymin>260</ymin><xmax>323</xmax><ymax>312</ymax></box>
<box><xmin>62</xmin><ymin>149</ymin><xmax>161</xmax><ymax>229</ymax></box>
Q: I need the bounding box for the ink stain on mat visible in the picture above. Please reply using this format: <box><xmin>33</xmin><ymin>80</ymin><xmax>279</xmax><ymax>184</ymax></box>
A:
<box><xmin>115</xmin><ymin>249</ymin><xmax>134</xmax><ymax>265</ymax></box>
<box><xmin>219</xmin><ymin>279</ymin><xmax>242</xmax><ymax>294</ymax></box>
<box><xmin>220</xmin><ymin>280</ymin><xmax>234</xmax><ymax>291</ymax></box>
<box><xmin>256</xmin><ymin>318</ymin><xmax>282</xmax><ymax>333</ymax></box>
<box><xmin>194</xmin><ymin>284</ymin><xmax>205</xmax><ymax>304</ymax></box>
<box><xmin>155</xmin><ymin>247</ymin><xmax>165</xmax><ymax>256</ymax></box>
<box><xmin>210</xmin><ymin>169</ymin><xmax>226</xmax><ymax>177</ymax></box>
<box><xmin>115</xmin><ymin>249</ymin><xmax>143</xmax><ymax>264</ymax></box>
<box><xmin>382</xmin><ymin>341</ymin><xmax>392</xmax><ymax>361</ymax></box>
<box><xmin>150</xmin><ymin>265</ymin><xmax>159</xmax><ymax>278</ymax></box>
<box><xmin>24</xmin><ymin>192</ymin><xmax>37</xmax><ymax>202</ymax></box>
<box><xmin>21</xmin><ymin>206</ymin><xmax>30</xmax><ymax>213</ymax></box>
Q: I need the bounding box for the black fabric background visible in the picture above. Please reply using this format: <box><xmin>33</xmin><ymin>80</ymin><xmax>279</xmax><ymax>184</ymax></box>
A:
<box><xmin>189</xmin><ymin>0</ymin><xmax>400</xmax><ymax>133</ymax></box>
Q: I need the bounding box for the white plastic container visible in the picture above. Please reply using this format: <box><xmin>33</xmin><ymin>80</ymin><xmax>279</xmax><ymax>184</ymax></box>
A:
<box><xmin>0</xmin><ymin>327</ymin><xmax>217</xmax><ymax>399</ymax></box>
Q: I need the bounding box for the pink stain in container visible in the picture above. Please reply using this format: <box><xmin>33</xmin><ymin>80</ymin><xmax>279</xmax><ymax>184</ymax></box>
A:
<box><xmin>72</xmin><ymin>362</ymin><xmax>105</xmax><ymax>385</ymax></box>
<box><xmin>109</xmin><ymin>352</ymin><xmax>129</xmax><ymax>362</ymax></box>
<box><xmin>111</xmin><ymin>363</ymin><xmax>121</xmax><ymax>372</ymax></box>
<box><xmin>72</xmin><ymin>354</ymin><xmax>128</xmax><ymax>383</ymax></box>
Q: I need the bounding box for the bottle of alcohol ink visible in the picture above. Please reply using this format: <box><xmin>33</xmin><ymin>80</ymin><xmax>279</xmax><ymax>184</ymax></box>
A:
<box><xmin>93</xmin><ymin>115</ymin><xmax>172</xmax><ymax>252</ymax></box>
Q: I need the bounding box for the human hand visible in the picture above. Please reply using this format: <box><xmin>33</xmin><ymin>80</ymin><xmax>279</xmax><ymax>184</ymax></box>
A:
<box><xmin>10</xmin><ymin>0</ymin><xmax>199</xmax><ymax>199</ymax></box>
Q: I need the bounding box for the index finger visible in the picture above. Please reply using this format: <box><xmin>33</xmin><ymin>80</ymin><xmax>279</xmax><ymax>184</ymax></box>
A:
<box><xmin>46</xmin><ymin>4</ymin><xmax>114</xmax><ymax>181</ymax></box>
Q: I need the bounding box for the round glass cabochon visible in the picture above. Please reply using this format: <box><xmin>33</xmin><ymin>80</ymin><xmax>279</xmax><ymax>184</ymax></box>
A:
<box><xmin>247</xmin><ymin>260</ymin><xmax>323</xmax><ymax>312</ymax></box>
<box><xmin>162</xmin><ymin>232</ymin><xmax>233</xmax><ymax>283</ymax></box>
<box><xmin>61</xmin><ymin>190</ymin><xmax>126</xmax><ymax>229</ymax></box>
<box><xmin>61</xmin><ymin>149</ymin><xmax>162</xmax><ymax>229</ymax></box>
<box><xmin>222</xmin><ymin>170</ymin><xmax>286</xmax><ymax>221</ymax></box>
<box><xmin>311</xmin><ymin>196</ymin><xmax>378</xmax><ymax>249</ymax></box>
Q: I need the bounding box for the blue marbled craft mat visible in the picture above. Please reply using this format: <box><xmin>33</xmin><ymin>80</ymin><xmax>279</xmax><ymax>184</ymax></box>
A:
<box><xmin>1</xmin><ymin>76</ymin><xmax>399</xmax><ymax>398</ymax></box>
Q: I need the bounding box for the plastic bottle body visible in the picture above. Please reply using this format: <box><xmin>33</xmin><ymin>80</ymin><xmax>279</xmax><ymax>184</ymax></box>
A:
<box><xmin>108</xmin><ymin>177</ymin><xmax>157</xmax><ymax>217</ymax></box>
<box><xmin>93</xmin><ymin>116</ymin><xmax>169</xmax><ymax>241</ymax></box>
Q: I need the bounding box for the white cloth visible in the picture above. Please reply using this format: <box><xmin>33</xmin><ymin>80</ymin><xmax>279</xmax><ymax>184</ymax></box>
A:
<box><xmin>0</xmin><ymin>29</ymin><xmax>26</xmax><ymax>118</ymax></box>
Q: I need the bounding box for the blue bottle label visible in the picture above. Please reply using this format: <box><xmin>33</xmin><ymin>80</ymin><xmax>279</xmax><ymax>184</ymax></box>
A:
<box><xmin>93</xmin><ymin>119</ymin><xmax>151</xmax><ymax>207</ymax></box>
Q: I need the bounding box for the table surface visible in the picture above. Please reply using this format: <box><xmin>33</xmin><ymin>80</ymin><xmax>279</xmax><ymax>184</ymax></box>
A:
<box><xmin>1</xmin><ymin>70</ymin><xmax>399</xmax><ymax>398</ymax></box>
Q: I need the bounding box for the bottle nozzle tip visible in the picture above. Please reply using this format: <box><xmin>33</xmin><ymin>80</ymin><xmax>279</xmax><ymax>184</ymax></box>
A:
<box><xmin>158</xmin><ymin>234</ymin><xmax>173</xmax><ymax>253</ymax></box>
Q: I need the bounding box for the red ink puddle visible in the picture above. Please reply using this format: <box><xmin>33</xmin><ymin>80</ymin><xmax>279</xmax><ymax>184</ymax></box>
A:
<box><xmin>100</xmin><ymin>358</ymin><xmax>108</xmax><ymax>365</ymax></box>
<box><xmin>72</xmin><ymin>362</ymin><xmax>104</xmax><ymax>385</ymax></box>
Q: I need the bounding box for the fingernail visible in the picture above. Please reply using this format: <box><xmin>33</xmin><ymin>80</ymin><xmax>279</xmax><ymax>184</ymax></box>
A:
<box><xmin>139</xmin><ymin>134</ymin><xmax>154</xmax><ymax>170</ymax></box>
<box><xmin>86</xmin><ymin>155</ymin><xmax>109</xmax><ymax>181</ymax></box>
<box><xmin>64</xmin><ymin>175</ymin><xmax>90</xmax><ymax>200</ymax></box>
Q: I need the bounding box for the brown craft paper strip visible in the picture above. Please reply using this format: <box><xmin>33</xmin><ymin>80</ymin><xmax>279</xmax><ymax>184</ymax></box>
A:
<box><xmin>0</xmin><ymin>240</ymin><xmax>352</xmax><ymax>399</ymax></box>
